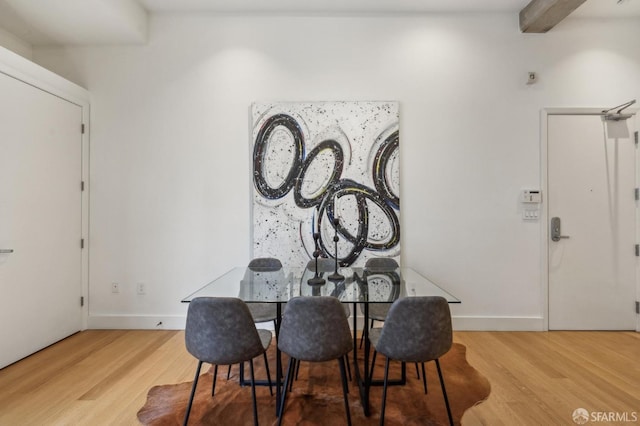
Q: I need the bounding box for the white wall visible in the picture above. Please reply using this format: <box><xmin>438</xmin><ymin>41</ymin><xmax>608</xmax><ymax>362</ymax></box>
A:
<box><xmin>0</xmin><ymin>27</ymin><xmax>32</xmax><ymax>59</ymax></box>
<box><xmin>31</xmin><ymin>13</ymin><xmax>640</xmax><ymax>330</ymax></box>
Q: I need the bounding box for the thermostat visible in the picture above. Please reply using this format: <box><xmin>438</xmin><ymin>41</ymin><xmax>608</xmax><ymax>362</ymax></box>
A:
<box><xmin>522</xmin><ymin>190</ymin><xmax>542</xmax><ymax>203</ymax></box>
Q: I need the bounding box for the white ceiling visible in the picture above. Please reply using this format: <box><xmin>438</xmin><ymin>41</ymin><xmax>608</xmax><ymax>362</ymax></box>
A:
<box><xmin>139</xmin><ymin>0</ymin><xmax>532</xmax><ymax>14</ymax></box>
<box><xmin>0</xmin><ymin>0</ymin><xmax>638</xmax><ymax>47</ymax></box>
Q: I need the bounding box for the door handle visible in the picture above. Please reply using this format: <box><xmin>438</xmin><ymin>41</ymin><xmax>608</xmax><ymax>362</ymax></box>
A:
<box><xmin>550</xmin><ymin>217</ymin><xmax>570</xmax><ymax>242</ymax></box>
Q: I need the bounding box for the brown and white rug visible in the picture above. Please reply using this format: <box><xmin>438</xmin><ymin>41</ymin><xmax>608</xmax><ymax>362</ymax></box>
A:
<box><xmin>138</xmin><ymin>342</ymin><xmax>490</xmax><ymax>425</ymax></box>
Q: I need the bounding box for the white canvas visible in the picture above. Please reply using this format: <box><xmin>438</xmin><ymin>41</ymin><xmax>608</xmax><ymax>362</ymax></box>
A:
<box><xmin>251</xmin><ymin>101</ymin><xmax>400</xmax><ymax>268</ymax></box>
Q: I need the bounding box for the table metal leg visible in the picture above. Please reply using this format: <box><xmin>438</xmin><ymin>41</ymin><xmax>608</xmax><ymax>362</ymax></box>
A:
<box><xmin>351</xmin><ymin>301</ymin><xmax>373</xmax><ymax>417</ymax></box>
<box><xmin>362</xmin><ymin>301</ymin><xmax>371</xmax><ymax>416</ymax></box>
<box><xmin>275</xmin><ymin>302</ymin><xmax>282</xmax><ymax>417</ymax></box>
<box><xmin>352</xmin><ymin>302</ymin><xmax>357</xmax><ymax>375</ymax></box>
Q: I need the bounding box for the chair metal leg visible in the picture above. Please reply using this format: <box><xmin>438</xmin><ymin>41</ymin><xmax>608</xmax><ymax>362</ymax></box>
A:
<box><xmin>343</xmin><ymin>355</ymin><xmax>350</xmax><ymax>393</ymax></box>
<box><xmin>421</xmin><ymin>362</ymin><xmax>427</xmax><ymax>394</ymax></box>
<box><xmin>370</xmin><ymin>350</ymin><xmax>378</xmax><ymax>379</ymax></box>
<box><xmin>290</xmin><ymin>359</ymin><xmax>298</xmax><ymax>392</ymax></box>
<box><xmin>183</xmin><ymin>360</ymin><xmax>203</xmax><ymax>426</ymax></box>
<box><xmin>338</xmin><ymin>356</ymin><xmax>352</xmax><ymax>426</ymax></box>
<box><xmin>226</xmin><ymin>364</ymin><xmax>232</xmax><ymax>380</ymax></box>
<box><xmin>277</xmin><ymin>358</ymin><xmax>295</xmax><ymax>426</ymax></box>
<box><xmin>249</xmin><ymin>359</ymin><xmax>259</xmax><ymax>426</ymax></box>
<box><xmin>415</xmin><ymin>362</ymin><xmax>420</xmax><ymax>379</ymax></box>
<box><xmin>379</xmin><ymin>357</ymin><xmax>390</xmax><ymax>426</ymax></box>
<box><xmin>294</xmin><ymin>358</ymin><xmax>301</xmax><ymax>381</ymax></box>
<box><xmin>435</xmin><ymin>359</ymin><xmax>453</xmax><ymax>426</ymax></box>
<box><xmin>212</xmin><ymin>364</ymin><xmax>218</xmax><ymax>396</ymax></box>
<box><xmin>359</xmin><ymin>319</ymin><xmax>375</xmax><ymax>349</ymax></box>
<box><xmin>263</xmin><ymin>352</ymin><xmax>273</xmax><ymax>396</ymax></box>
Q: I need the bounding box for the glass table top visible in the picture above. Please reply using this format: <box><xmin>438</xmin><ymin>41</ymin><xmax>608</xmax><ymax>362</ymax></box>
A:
<box><xmin>182</xmin><ymin>266</ymin><xmax>460</xmax><ymax>304</ymax></box>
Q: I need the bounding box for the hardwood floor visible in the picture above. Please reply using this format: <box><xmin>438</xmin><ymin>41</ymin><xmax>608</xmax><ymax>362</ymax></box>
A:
<box><xmin>0</xmin><ymin>330</ymin><xmax>638</xmax><ymax>425</ymax></box>
<box><xmin>457</xmin><ymin>331</ymin><xmax>640</xmax><ymax>426</ymax></box>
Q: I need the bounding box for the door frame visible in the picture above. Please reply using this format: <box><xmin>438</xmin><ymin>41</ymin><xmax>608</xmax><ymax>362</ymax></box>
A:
<box><xmin>0</xmin><ymin>47</ymin><xmax>90</xmax><ymax>330</ymax></box>
<box><xmin>541</xmin><ymin>107</ymin><xmax>639</xmax><ymax>332</ymax></box>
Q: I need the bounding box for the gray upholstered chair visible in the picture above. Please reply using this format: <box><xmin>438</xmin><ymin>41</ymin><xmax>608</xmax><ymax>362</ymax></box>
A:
<box><xmin>247</xmin><ymin>257</ymin><xmax>281</xmax><ymax>324</ymax></box>
<box><xmin>277</xmin><ymin>296</ymin><xmax>353</xmax><ymax>426</ymax></box>
<box><xmin>184</xmin><ymin>297</ymin><xmax>273</xmax><ymax>426</ymax></box>
<box><xmin>303</xmin><ymin>258</ymin><xmax>352</xmax><ymax>381</ymax></box>
<box><xmin>369</xmin><ymin>296</ymin><xmax>454</xmax><ymax>426</ymax></box>
<box><xmin>226</xmin><ymin>257</ymin><xmax>281</xmax><ymax>383</ymax></box>
<box><xmin>305</xmin><ymin>256</ymin><xmax>334</xmax><ymax>273</ymax></box>
<box><xmin>361</xmin><ymin>259</ymin><xmax>424</xmax><ymax>387</ymax></box>
<box><xmin>358</xmin><ymin>257</ymin><xmax>399</xmax><ymax>347</ymax></box>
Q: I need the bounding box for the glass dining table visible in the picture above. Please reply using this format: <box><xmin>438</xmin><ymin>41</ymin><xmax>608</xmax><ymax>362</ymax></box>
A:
<box><xmin>182</xmin><ymin>265</ymin><xmax>460</xmax><ymax>417</ymax></box>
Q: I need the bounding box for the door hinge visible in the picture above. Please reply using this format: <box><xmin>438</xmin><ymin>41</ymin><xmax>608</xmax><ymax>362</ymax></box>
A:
<box><xmin>81</xmin><ymin>296</ymin><xmax>84</xmax><ymax>307</ymax></box>
<box><xmin>636</xmin><ymin>244</ymin><xmax>639</xmax><ymax>256</ymax></box>
<box><xmin>636</xmin><ymin>301</ymin><xmax>639</xmax><ymax>314</ymax></box>
<box><xmin>81</xmin><ymin>238</ymin><xmax>85</xmax><ymax>249</ymax></box>
<box><xmin>81</xmin><ymin>123</ymin><xmax>85</xmax><ymax>134</ymax></box>
<box><xmin>81</xmin><ymin>181</ymin><xmax>85</xmax><ymax>191</ymax></box>
<box><xmin>635</xmin><ymin>131</ymin><xmax>638</xmax><ymax>145</ymax></box>
<box><xmin>635</xmin><ymin>188</ymin><xmax>639</xmax><ymax>201</ymax></box>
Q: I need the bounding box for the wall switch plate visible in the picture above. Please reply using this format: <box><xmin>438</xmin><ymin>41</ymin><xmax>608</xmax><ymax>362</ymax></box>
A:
<box><xmin>137</xmin><ymin>283</ymin><xmax>146</xmax><ymax>295</ymax></box>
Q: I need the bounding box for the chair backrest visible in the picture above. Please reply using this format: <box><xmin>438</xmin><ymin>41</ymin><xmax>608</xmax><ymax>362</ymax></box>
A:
<box><xmin>305</xmin><ymin>257</ymin><xmax>334</xmax><ymax>273</ymax></box>
<box><xmin>248</xmin><ymin>257</ymin><xmax>283</xmax><ymax>271</ymax></box>
<box><xmin>365</xmin><ymin>257</ymin><xmax>399</xmax><ymax>271</ymax></box>
<box><xmin>185</xmin><ymin>297</ymin><xmax>266</xmax><ymax>365</ymax></box>
<box><xmin>374</xmin><ymin>296</ymin><xmax>452</xmax><ymax>363</ymax></box>
<box><xmin>363</xmin><ymin>257</ymin><xmax>401</xmax><ymax>296</ymax></box>
<box><xmin>278</xmin><ymin>296</ymin><xmax>352</xmax><ymax>362</ymax></box>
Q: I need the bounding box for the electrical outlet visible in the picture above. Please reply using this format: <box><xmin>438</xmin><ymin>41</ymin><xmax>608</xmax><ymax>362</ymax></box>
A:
<box><xmin>111</xmin><ymin>282</ymin><xmax>119</xmax><ymax>293</ymax></box>
<box><xmin>137</xmin><ymin>282</ymin><xmax>146</xmax><ymax>295</ymax></box>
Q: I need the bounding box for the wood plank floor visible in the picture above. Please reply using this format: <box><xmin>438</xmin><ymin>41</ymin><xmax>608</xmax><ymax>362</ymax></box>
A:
<box><xmin>0</xmin><ymin>330</ymin><xmax>638</xmax><ymax>425</ymax></box>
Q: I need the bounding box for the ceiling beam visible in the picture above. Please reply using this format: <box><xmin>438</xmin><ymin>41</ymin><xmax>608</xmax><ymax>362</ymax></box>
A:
<box><xmin>519</xmin><ymin>0</ymin><xmax>587</xmax><ymax>33</ymax></box>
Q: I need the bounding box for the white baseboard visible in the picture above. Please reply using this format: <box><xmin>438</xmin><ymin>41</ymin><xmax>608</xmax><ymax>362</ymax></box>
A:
<box><xmin>88</xmin><ymin>314</ymin><xmax>545</xmax><ymax>331</ymax></box>
<box><xmin>453</xmin><ymin>316</ymin><xmax>545</xmax><ymax>331</ymax></box>
<box><xmin>88</xmin><ymin>314</ymin><xmax>187</xmax><ymax>330</ymax></box>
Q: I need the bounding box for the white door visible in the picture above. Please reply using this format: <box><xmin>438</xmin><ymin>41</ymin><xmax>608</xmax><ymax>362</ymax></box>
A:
<box><xmin>548</xmin><ymin>114</ymin><xmax>637</xmax><ymax>330</ymax></box>
<box><xmin>0</xmin><ymin>72</ymin><xmax>83</xmax><ymax>368</ymax></box>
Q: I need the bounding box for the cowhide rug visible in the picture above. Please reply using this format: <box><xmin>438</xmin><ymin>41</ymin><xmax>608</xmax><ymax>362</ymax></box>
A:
<box><xmin>138</xmin><ymin>342</ymin><xmax>490</xmax><ymax>425</ymax></box>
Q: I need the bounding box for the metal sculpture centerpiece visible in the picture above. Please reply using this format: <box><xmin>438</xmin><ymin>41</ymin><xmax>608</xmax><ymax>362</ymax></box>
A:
<box><xmin>307</xmin><ymin>232</ymin><xmax>326</xmax><ymax>286</ymax></box>
<box><xmin>327</xmin><ymin>217</ymin><xmax>344</xmax><ymax>282</ymax></box>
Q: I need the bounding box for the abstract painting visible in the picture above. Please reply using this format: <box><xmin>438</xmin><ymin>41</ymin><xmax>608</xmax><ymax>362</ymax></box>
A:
<box><xmin>251</xmin><ymin>101</ymin><xmax>400</xmax><ymax>268</ymax></box>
